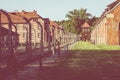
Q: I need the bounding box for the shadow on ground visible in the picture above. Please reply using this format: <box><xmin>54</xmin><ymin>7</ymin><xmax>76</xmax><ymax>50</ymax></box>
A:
<box><xmin>0</xmin><ymin>50</ymin><xmax>120</xmax><ymax>80</ymax></box>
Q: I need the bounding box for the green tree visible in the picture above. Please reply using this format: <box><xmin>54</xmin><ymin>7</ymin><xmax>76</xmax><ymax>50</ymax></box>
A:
<box><xmin>88</xmin><ymin>16</ymin><xmax>98</xmax><ymax>26</ymax></box>
<box><xmin>88</xmin><ymin>16</ymin><xmax>99</xmax><ymax>31</ymax></box>
<box><xmin>65</xmin><ymin>8</ymin><xmax>92</xmax><ymax>34</ymax></box>
<box><xmin>55</xmin><ymin>8</ymin><xmax>98</xmax><ymax>34</ymax></box>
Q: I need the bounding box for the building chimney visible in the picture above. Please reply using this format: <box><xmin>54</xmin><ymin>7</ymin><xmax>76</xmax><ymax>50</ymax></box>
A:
<box><xmin>33</xmin><ymin>10</ymin><xmax>37</xmax><ymax>13</ymax></box>
<box><xmin>22</xmin><ymin>10</ymin><xmax>26</xmax><ymax>14</ymax></box>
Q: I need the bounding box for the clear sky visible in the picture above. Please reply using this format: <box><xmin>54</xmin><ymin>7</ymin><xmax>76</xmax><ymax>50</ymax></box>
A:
<box><xmin>0</xmin><ymin>0</ymin><xmax>115</xmax><ymax>21</ymax></box>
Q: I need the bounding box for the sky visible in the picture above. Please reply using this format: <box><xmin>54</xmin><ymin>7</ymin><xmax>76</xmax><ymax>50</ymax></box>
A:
<box><xmin>0</xmin><ymin>0</ymin><xmax>115</xmax><ymax>21</ymax></box>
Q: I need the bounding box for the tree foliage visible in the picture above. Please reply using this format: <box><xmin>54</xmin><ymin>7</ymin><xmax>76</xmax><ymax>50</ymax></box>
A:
<box><xmin>55</xmin><ymin>8</ymin><xmax>98</xmax><ymax>34</ymax></box>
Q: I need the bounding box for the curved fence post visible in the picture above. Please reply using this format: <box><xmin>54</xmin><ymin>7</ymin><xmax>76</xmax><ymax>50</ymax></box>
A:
<box><xmin>0</xmin><ymin>10</ymin><xmax>16</xmax><ymax>70</ymax></box>
<box><xmin>12</xmin><ymin>25</ymin><xmax>19</xmax><ymax>54</ymax></box>
<box><xmin>23</xmin><ymin>17</ymin><xmax>32</xmax><ymax>54</ymax></box>
<box><xmin>23</xmin><ymin>24</ymin><xmax>29</xmax><ymax>52</ymax></box>
<box><xmin>36</xmin><ymin>21</ymin><xmax>44</xmax><ymax>52</ymax></box>
<box><xmin>44</xmin><ymin>18</ymin><xmax>51</xmax><ymax>52</ymax></box>
<box><xmin>36</xmin><ymin>21</ymin><xmax>44</xmax><ymax>68</ymax></box>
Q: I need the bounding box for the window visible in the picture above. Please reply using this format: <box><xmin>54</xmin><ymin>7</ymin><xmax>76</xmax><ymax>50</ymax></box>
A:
<box><xmin>38</xmin><ymin>25</ymin><xmax>41</xmax><ymax>29</ymax></box>
<box><xmin>33</xmin><ymin>18</ymin><xmax>38</xmax><ymax>22</ymax></box>
<box><xmin>83</xmin><ymin>28</ymin><xmax>90</xmax><ymax>32</ymax></box>
<box><xmin>31</xmin><ymin>33</ymin><xmax>34</xmax><ymax>38</ymax></box>
<box><xmin>23</xmin><ymin>24</ymin><xmax>27</xmax><ymax>30</ymax></box>
<box><xmin>38</xmin><ymin>33</ymin><xmax>41</xmax><ymax>38</ymax></box>
<box><xmin>82</xmin><ymin>29</ymin><xmax>85</xmax><ymax>32</ymax></box>
<box><xmin>16</xmin><ymin>25</ymin><xmax>20</xmax><ymax>30</ymax></box>
<box><xmin>23</xmin><ymin>33</ymin><xmax>26</xmax><ymax>38</ymax></box>
<box><xmin>87</xmin><ymin>29</ymin><xmax>90</xmax><ymax>32</ymax></box>
<box><xmin>119</xmin><ymin>23</ymin><xmax>120</xmax><ymax>30</ymax></box>
<box><xmin>84</xmin><ymin>29</ymin><xmax>87</xmax><ymax>32</ymax></box>
<box><xmin>119</xmin><ymin>22</ymin><xmax>120</xmax><ymax>45</ymax></box>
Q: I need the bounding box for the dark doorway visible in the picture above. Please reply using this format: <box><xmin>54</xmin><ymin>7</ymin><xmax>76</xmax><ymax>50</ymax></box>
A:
<box><xmin>119</xmin><ymin>23</ymin><xmax>120</xmax><ymax>45</ymax></box>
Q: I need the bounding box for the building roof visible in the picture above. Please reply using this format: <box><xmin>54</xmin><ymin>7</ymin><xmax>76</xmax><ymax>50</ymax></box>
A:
<box><xmin>82</xmin><ymin>22</ymin><xmax>90</xmax><ymax>28</ymax></box>
<box><xmin>50</xmin><ymin>21</ymin><xmax>58</xmax><ymax>27</ymax></box>
<box><xmin>0</xmin><ymin>12</ymin><xmax>26</xmax><ymax>24</ymax></box>
<box><xmin>0</xmin><ymin>10</ymin><xmax>44</xmax><ymax>24</ymax></box>
<box><xmin>107</xmin><ymin>0</ymin><xmax>119</xmax><ymax>9</ymax></box>
<box><xmin>94</xmin><ymin>0</ymin><xmax>120</xmax><ymax>28</ymax></box>
<box><xmin>50</xmin><ymin>21</ymin><xmax>62</xmax><ymax>29</ymax></box>
<box><xmin>12</xmin><ymin>10</ymin><xmax>43</xmax><ymax>20</ymax></box>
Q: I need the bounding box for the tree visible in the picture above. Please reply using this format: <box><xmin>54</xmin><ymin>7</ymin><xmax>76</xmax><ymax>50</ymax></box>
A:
<box><xmin>65</xmin><ymin>8</ymin><xmax>92</xmax><ymax>34</ymax></box>
<box><xmin>55</xmin><ymin>8</ymin><xmax>98</xmax><ymax>34</ymax></box>
<box><xmin>88</xmin><ymin>16</ymin><xmax>99</xmax><ymax>26</ymax></box>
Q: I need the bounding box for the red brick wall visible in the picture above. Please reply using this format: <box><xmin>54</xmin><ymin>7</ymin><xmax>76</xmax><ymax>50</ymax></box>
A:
<box><xmin>107</xmin><ymin>4</ymin><xmax>120</xmax><ymax>45</ymax></box>
<box><xmin>91</xmin><ymin>4</ymin><xmax>120</xmax><ymax>45</ymax></box>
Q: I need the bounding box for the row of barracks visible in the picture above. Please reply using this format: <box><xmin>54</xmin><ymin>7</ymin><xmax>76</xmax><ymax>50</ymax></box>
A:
<box><xmin>91</xmin><ymin>0</ymin><xmax>120</xmax><ymax>45</ymax></box>
<box><xmin>0</xmin><ymin>10</ymin><xmax>76</xmax><ymax>53</ymax></box>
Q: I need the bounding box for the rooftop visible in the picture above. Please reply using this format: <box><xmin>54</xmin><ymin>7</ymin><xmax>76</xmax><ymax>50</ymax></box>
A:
<box><xmin>82</xmin><ymin>22</ymin><xmax>90</xmax><ymax>28</ymax></box>
<box><xmin>0</xmin><ymin>12</ymin><xmax>26</xmax><ymax>24</ymax></box>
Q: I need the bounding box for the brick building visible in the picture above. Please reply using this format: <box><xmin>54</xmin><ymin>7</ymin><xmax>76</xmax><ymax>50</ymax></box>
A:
<box><xmin>0</xmin><ymin>11</ymin><xmax>27</xmax><ymax>46</ymax></box>
<box><xmin>12</xmin><ymin>10</ymin><xmax>44</xmax><ymax>47</ymax></box>
<box><xmin>0</xmin><ymin>10</ymin><xmax>45</xmax><ymax>49</ymax></box>
<box><xmin>91</xmin><ymin>0</ymin><xmax>120</xmax><ymax>45</ymax></box>
<box><xmin>0</xmin><ymin>9</ymin><xmax>76</xmax><ymax>53</ymax></box>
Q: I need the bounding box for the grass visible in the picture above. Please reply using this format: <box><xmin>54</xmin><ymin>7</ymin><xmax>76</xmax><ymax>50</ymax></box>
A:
<box><xmin>71</xmin><ymin>41</ymin><xmax>120</xmax><ymax>50</ymax></box>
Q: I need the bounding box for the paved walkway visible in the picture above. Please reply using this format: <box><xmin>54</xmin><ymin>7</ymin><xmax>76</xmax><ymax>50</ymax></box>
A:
<box><xmin>1</xmin><ymin>50</ymin><xmax>120</xmax><ymax>80</ymax></box>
